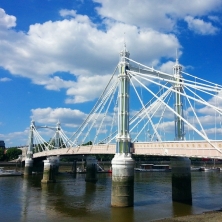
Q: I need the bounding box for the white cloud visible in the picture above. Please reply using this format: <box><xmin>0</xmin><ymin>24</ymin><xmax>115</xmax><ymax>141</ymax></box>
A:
<box><xmin>59</xmin><ymin>9</ymin><xmax>77</xmax><ymax>18</ymax></box>
<box><xmin>31</xmin><ymin>107</ymin><xmax>87</xmax><ymax>128</ymax></box>
<box><xmin>0</xmin><ymin>8</ymin><xmax>16</xmax><ymax>28</ymax></box>
<box><xmin>0</xmin><ymin>130</ymin><xmax>29</xmax><ymax>147</ymax></box>
<box><xmin>66</xmin><ymin>74</ymin><xmax>112</xmax><ymax>103</ymax></box>
<box><xmin>154</xmin><ymin>121</ymin><xmax>175</xmax><ymax>134</ymax></box>
<box><xmin>207</xmin><ymin>90</ymin><xmax>222</xmax><ymax>106</ymax></box>
<box><xmin>201</xmin><ymin>127</ymin><xmax>222</xmax><ymax>136</ymax></box>
<box><xmin>0</xmin><ymin>1</ymin><xmax>221</xmax><ymax>105</ymax></box>
<box><xmin>194</xmin><ymin>90</ymin><xmax>222</xmax><ymax>115</ymax></box>
<box><xmin>0</xmin><ymin>77</ymin><xmax>11</xmax><ymax>82</ymax></box>
<box><xmin>37</xmin><ymin>76</ymin><xmax>76</xmax><ymax>91</ymax></box>
<box><xmin>159</xmin><ymin>61</ymin><xmax>175</xmax><ymax>74</ymax></box>
<box><xmin>94</xmin><ymin>0</ymin><xmax>222</xmax><ymax>32</ymax></box>
<box><xmin>184</xmin><ymin>16</ymin><xmax>219</xmax><ymax>35</ymax></box>
<box><xmin>208</xmin><ymin>15</ymin><xmax>220</xmax><ymax>23</ymax></box>
<box><xmin>0</xmin><ymin>9</ymin><xmax>180</xmax><ymax>104</ymax></box>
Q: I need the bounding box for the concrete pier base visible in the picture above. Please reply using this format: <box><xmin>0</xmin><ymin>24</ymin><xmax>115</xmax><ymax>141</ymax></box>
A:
<box><xmin>49</xmin><ymin>156</ymin><xmax>60</xmax><ymax>175</ymax></box>
<box><xmin>41</xmin><ymin>158</ymin><xmax>56</xmax><ymax>184</ymax></box>
<box><xmin>24</xmin><ymin>158</ymin><xmax>33</xmax><ymax>176</ymax></box>
<box><xmin>111</xmin><ymin>153</ymin><xmax>135</xmax><ymax>207</ymax></box>
<box><xmin>72</xmin><ymin>160</ymin><xmax>77</xmax><ymax>175</ymax></box>
<box><xmin>85</xmin><ymin>156</ymin><xmax>98</xmax><ymax>183</ymax></box>
<box><xmin>171</xmin><ymin>157</ymin><xmax>192</xmax><ymax>204</ymax></box>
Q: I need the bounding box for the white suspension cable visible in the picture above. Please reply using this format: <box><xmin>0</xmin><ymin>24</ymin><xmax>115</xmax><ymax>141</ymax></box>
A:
<box><xmin>182</xmin><ymin>71</ymin><xmax>222</xmax><ymax>88</ymax></box>
<box><xmin>129</xmin><ymin>88</ymin><xmax>172</xmax><ymax>141</ymax></box>
<box><xmin>183</xmin><ymin>87</ymin><xmax>208</xmax><ymax>138</ymax></box>
<box><xmin>130</xmin><ymin>70</ymin><xmax>222</xmax><ymax>115</ymax></box>
<box><xmin>150</xmin><ymin>92</ymin><xmax>173</xmax><ymax>141</ymax></box>
<box><xmin>103</xmin><ymin>84</ymin><xmax>172</xmax><ymax>144</ymax></box>
<box><xmin>73</xmin><ymin>78</ymin><xmax>119</xmax><ymax>145</ymax></box>
<box><xmin>69</xmin><ymin>65</ymin><xmax>118</xmax><ymax>142</ymax></box>
<box><xmin>93</xmin><ymin>82</ymin><xmax>118</xmax><ymax>144</ymax></box>
<box><xmin>130</xmin><ymin>75</ymin><xmax>162</xmax><ymax>141</ymax></box>
<box><xmin>130</xmin><ymin>73</ymin><xmax>222</xmax><ymax>154</ymax></box>
<box><xmin>132</xmin><ymin>90</ymin><xmax>172</xmax><ymax>142</ymax></box>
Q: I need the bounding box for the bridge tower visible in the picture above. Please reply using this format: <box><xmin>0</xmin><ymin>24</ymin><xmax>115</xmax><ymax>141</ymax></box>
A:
<box><xmin>173</xmin><ymin>58</ymin><xmax>185</xmax><ymax>141</ymax></box>
<box><xmin>171</xmin><ymin>57</ymin><xmax>192</xmax><ymax>204</ymax></box>
<box><xmin>111</xmin><ymin>44</ymin><xmax>135</xmax><ymax>207</ymax></box>
<box><xmin>24</xmin><ymin>120</ymin><xmax>35</xmax><ymax>176</ymax></box>
<box><xmin>55</xmin><ymin>121</ymin><xmax>61</xmax><ymax>149</ymax></box>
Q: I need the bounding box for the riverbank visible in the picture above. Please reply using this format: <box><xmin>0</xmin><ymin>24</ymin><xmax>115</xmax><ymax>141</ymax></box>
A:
<box><xmin>154</xmin><ymin>210</ymin><xmax>222</xmax><ymax>222</ymax></box>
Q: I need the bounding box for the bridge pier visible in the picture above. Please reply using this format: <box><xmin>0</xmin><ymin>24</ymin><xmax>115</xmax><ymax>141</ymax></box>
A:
<box><xmin>111</xmin><ymin>153</ymin><xmax>134</xmax><ymax>207</ymax></box>
<box><xmin>24</xmin><ymin>120</ymin><xmax>35</xmax><ymax>176</ymax></box>
<box><xmin>71</xmin><ymin>160</ymin><xmax>77</xmax><ymax>176</ymax></box>
<box><xmin>24</xmin><ymin>158</ymin><xmax>33</xmax><ymax>176</ymax></box>
<box><xmin>50</xmin><ymin>155</ymin><xmax>60</xmax><ymax>175</ymax></box>
<box><xmin>85</xmin><ymin>156</ymin><xmax>98</xmax><ymax>183</ymax></box>
<box><xmin>171</xmin><ymin>157</ymin><xmax>192</xmax><ymax>204</ymax></box>
<box><xmin>41</xmin><ymin>157</ymin><xmax>57</xmax><ymax>184</ymax></box>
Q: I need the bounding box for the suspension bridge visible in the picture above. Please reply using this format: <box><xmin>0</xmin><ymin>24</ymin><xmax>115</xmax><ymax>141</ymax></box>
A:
<box><xmin>22</xmin><ymin>43</ymin><xmax>222</xmax><ymax>207</ymax></box>
<box><xmin>23</xmin><ymin>44</ymin><xmax>222</xmax><ymax>160</ymax></box>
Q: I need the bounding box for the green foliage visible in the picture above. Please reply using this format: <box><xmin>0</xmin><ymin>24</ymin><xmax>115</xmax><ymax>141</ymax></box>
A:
<box><xmin>5</xmin><ymin>148</ymin><xmax>22</xmax><ymax>161</ymax></box>
<box><xmin>34</xmin><ymin>142</ymin><xmax>48</xmax><ymax>152</ymax></box>
<box><xmin>0</xmin><ymin>148</ymin><xmax>4</xmax><ymax>161</ymax></box>
<box><xmin>82</xmin><ymin>141</ymin><xmax>92</xmax><ymax>146</ymax></box>
<box><xmin>132</xmin><ymin>154</ymin><xmax>170</xmax><ymax>161</ymax></box>
<box><xmin>95</xmin><ymin>154</ymin><xmax>114</xmax><ymax>161</ymax></box>
<box><xmin>48</xmin><ymin>138</ymin><xmax>66</xmax><ymax>148</ymax></box>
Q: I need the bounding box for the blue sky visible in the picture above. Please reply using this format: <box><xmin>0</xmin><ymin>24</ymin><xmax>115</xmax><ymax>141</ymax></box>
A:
<box><xmin>0</xmin><ymin>0</ymin><xmax>222</xmax><ymax>147</ymax></box>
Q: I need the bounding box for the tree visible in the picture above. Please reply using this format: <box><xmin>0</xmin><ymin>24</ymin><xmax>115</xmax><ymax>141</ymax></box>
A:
<box><xmin>95</xmin><ymin>154</ymin><xmax>114</xmax><ymax>161</ymax></box>
<box><xmin>82</xmin><ymin>141</ymin><xmax>92</xmax><ymax>146</ymax></box>
<box><xmin>5</xmin><ymin>148</ymin><xmax>22</xmax><ymax>161</ymax></box>
<box><xmin>0</xmin><ymin>149</ymin><xmax>4</xmax><ymax>161</ymax></box>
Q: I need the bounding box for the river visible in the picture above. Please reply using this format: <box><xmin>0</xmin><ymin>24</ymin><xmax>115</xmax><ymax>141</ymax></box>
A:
<box><xmin>1</xmin><ymin>167</ymin><xmax>222</xmax><ymax>222</ymax></box>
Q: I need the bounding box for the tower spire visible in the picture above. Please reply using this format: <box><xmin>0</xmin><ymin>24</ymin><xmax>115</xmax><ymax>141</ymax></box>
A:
<box><xmin>120</xmin><ymin>37</ymin><xmax>130</xmax><ymax>64</ymax></box>
<box><xmin>173</xmin><ymin>49</ymin><xmax>182</xmax><ymax>76</ymax></box>
<box><xmin>176</xmin><ymin>48</ymin><xmax>178</xmax><ymax>63</ymax></box>
<box><xmin>173</xmin><ymin>49</ymin><xmax>184</xmax><ymax>141</ymax></box>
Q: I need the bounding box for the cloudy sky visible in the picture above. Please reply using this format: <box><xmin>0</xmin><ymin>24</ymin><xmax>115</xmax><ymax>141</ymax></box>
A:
<box><xmin>0</xmin><ymin>0</ymin><xmax>222</xmax><ymax>147</ymax></box>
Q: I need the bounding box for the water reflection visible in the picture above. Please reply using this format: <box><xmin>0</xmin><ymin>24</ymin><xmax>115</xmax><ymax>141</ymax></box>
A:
<box><xmin>84</xmin><ymin>182</ymin><xmax>97</xmax><ymax>206</ymax></box>
<box><xmin>172</xmin><ymin>202</ymin><xmax>193</xmax><ymax>217</ymax></box>
<box><xmin>111</xmin><ymin>207</ymin><xmax>134</xmax><ymax>222</ymax></box>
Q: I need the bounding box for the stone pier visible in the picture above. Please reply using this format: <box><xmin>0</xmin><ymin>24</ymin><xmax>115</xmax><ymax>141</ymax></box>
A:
<box><xmin>171</xmin><ymin>157</ymin><xmax>192</xmax><ymax>204</ymax></box>
<box><xmin>85</xmin><ymin>156</ymin><xmax>98</xmax><ymax>183</ymax></box>
<box><xmin>72</xmin><ymin>160</ymin><xmax>77</xmax><ymax>175</ymax></box>
<box><xmin>24</xmin><ymin>158</ymin><xmax>33</xmax><ymax>176</ymax></box>
<box><xmin>111</xmin><ymin>153</ymin><xmax>135</xmax><ymax>207</ymax></box>
<box><xmin>41</xmin><ymin>157</ymin><xmax>57</xmax><ymax>184</ymax></box>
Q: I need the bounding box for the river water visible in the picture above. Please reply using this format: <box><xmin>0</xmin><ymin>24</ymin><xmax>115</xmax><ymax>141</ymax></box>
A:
<box><xmin>1</xmin><ymin>169</ymin><xmax>222</xmax><ymax>222</ymax></box>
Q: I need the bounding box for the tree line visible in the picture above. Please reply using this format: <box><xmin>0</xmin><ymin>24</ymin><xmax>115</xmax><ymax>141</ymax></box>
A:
<box><xmin>0</xmin><ymin>147</ymin><xmax>22</xmax><ymax>161</ymax></box>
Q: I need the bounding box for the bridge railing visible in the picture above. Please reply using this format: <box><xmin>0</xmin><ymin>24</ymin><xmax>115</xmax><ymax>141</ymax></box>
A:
<box><xmin>25</xmin><ymin>141</ymin><xmax>222</xmax><ymax>159</ymax></box>
<box><xmin>33</xmin><ymin>144</ymin><xmax>116</xmax><ymax>158</ymax></box>
<box><xmin>133</xmin><ymin>141</ymin><xmax>222</xmax><ymax>159</ymax></box>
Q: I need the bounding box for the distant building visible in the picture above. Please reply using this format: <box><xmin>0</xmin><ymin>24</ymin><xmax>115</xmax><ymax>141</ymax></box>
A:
<box><xmin>0</xmin><ymin>140</ymin><xmax>5</xmax><ymax>149</ymax></box>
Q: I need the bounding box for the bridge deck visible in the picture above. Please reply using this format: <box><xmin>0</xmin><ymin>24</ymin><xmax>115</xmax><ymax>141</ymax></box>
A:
<box><xmin>29</xmin><ymin>141</ymin><xmax>222</xmax><ymax>159</ymax></box>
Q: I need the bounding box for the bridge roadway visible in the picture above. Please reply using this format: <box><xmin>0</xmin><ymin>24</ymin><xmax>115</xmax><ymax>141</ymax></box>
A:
<box><xmin>29</xmin><ymin>140</ymin><xmax>222</xmax><ymax>159</ymax></box>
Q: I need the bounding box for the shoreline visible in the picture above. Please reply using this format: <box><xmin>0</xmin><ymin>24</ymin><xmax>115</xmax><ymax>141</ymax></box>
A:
<box><xmin>154</xmin><ymin>209</ymin><xmax>222</xmax><ymax>222</ymax></box>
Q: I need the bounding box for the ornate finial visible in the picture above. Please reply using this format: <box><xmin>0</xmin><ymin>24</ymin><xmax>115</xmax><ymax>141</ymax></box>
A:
<box><xmin>120</xmin><ymin>33</ymin><xmax>130</xmax><ymax>59</ymax></box>
<box><xmin>56</xmin><ymin>120</ymin><xmax>61</xmax><ymax>130</ymax></box>
<box><xmin>176</xmin><ymin>48</ymin><xmax>178</xmax><ymax>63</ymax></box>
<box><xmin>123</xmin><ymin>32</ymin><xmax>126</xmax><ymax>51</ymax></box>
<box><xmin>173</xmin><ymin>48</ymin><xmax>182</xmax><ymax>75</ymax></box>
